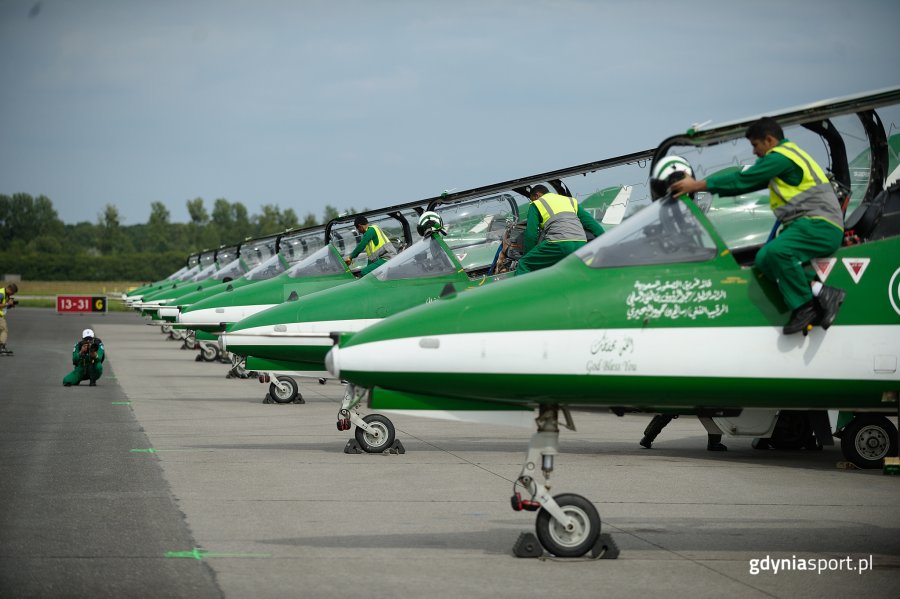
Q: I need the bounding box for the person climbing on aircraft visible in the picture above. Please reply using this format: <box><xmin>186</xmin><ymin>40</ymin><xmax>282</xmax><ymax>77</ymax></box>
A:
<box><xmin>669</xmin><ymin>117</ymin><xmax>845</xmax><ymax>334</ymax></box>
<box><xmin>515</xmin><ymin>184</ymin><xmax>604</xmax><ymax>275</ymax></box>
<box><xmin>344</xmin><ymin>215</ymin><xmax>397</xmax><ymax>276</ymax></box>
<box><xmin>63</xmin><ymin>328</ymin><xmax>105</xmax><ymax>387</ymax></box>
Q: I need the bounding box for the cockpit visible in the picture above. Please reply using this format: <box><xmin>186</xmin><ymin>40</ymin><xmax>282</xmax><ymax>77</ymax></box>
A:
<box><xmin>279</xmin><ymin>228</ymin><xmax>327</xmax><ymax>267</ymax></box>
<box><xmin>371</xmin><ymin>237</ymin><xmax>457</xmax><ymax>281</ymax></box>
<box><xmin>650</xmin><ymin>92</ymin><xmax>900</xmax><ymax>262</ymax></box>
<box><xmin>284</xmin><ymin>244</ymin><xmax>348</xmax><ymax>278</ymax></box>
<box><xmin>576</xmin><ymin>197</ymin><xmax>717</xmax><ymax>268</ymax></box>
<box><xmin>435</xmin><ymin>194</ymin><xmax>516</xmax><ymax>272</ymax></box>
<box><xmin>244</xmin><ymin>254</ymin><xmax>288</xmax><ymax>281</ymax></box>
<box><xmin>329</xmin><ymin>211</ymin><xmax>418</xmax><ymax>273</ymax></box>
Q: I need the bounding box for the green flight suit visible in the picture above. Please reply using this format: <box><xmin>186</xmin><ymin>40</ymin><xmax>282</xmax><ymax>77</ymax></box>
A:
<box><xmin>706</xmin><ymin>139</ymin><xmax>843</xmax><ymax>310</ymax></box>
<box><xmin>63</xmin><ymin>338</ymin><xmax>105</xmax><ymax>386</ymax></box>
<box><xmin>516</xmin><ymin>197</ymin><xmax>604</xmax><ymax>275</ymax></box>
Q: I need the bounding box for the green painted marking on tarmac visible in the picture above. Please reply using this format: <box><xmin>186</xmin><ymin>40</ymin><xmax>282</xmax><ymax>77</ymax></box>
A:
<box><xmin>111</xmin><ymin>401</ymin><xmax>131</xmax><ymax>405</ymax></box>
<box><xmin>165</xmin><ymin>548</ymin><xmax>271</xmax><ymax>560</ymax></box>
<box><xmin>130</xmin><ymin>448</ymin><xmax>157</xmax><ymax>453</ymax></box>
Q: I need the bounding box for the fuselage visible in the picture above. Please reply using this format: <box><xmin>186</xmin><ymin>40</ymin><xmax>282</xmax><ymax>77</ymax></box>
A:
<box><xmin>221</xmin><ymin>235</ymin><xmax>509</xmax><ymax>370</ymax></box>
<box><xmin>329</xmin><ymin>199</ymin><xmax>900</xmax><ymax>412</ymax></box>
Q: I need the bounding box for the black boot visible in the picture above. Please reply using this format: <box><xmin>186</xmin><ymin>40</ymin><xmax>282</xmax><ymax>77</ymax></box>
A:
<box><xmin>640</xmin><ymin>415</ymin><xmax>674</xmax><ymax>448</ymax></box>
<box><xmin>707</xmin><ymin>434</ymin><xmax>727</xmax><ymax>451</ymax></box>
<box><xmin>782</xmin><ymin>301</ymin><xmax>818</xmax><ymax>334</ymax></box>
<box><xmin>752</xmin><ymin>437</ymin><xmax>772</xmax><ymax>450</ymax></box>
<box><xmin>815</xmin><ymin>286</ymin><xmax>845</xmax><ymax>330</ymax></box>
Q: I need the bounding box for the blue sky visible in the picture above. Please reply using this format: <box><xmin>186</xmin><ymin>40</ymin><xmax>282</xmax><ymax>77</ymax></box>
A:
<box><xmin>1</xmin><ymin>0</ymin><xmax>897</xmax><ymax>225</ymax></box>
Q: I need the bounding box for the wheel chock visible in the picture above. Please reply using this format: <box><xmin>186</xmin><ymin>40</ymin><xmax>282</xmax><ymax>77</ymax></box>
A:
<box><xmin>343</xmin><ymin>439</ymin><xmax>364</xmax><ymax>454</ymax></box>
<box><xmin>883</xmin><ymin>456</ymin><xmax>900</xmax><ymax>475</ymax></box>
<box><xmin>292</xmin><ymin>394</ymin><xmax>306</xmax><ymax>404</ymax></box>
<box><xmin>262</xmin><ymin>394</ymin><xmax>274</xmax><ymax>404</ymax></box>
<box><xmin>512</xmin><ymin>532</ymin><xmax>543</xmax><ymax>558</ymax></box>
<box><xmin>342</xmin><ymin>438</ymin><xmax>406</xmax><ymax>455</ymax></box>
<box><xmin>591</xmin><ymin>533</ymin><xmax>619</xmax><ymax>559</ymax></box>
<box><xmin>386</xmin><ymin>439</ymin><xmax>405</xmax><ymax>454</ymax></box>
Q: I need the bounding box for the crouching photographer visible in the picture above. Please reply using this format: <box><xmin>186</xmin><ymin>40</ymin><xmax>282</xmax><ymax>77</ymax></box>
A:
<box><xmin>63</xmin><ymin>328</ymin><xmax>105</xmax><ymax>387</ymax></box>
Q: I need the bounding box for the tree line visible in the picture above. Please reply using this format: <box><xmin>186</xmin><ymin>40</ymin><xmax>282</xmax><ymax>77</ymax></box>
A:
<box><xmin>0</xmin><ymin>194</ymin><xmax>354</xmax><ymax>281</ymax></box>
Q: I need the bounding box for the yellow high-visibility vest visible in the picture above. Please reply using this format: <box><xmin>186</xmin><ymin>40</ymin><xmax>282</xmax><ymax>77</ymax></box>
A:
<box><xmin>365</xmin><ymin>224</ymin><xmax>390</xmax><ymax>260</ymax></box>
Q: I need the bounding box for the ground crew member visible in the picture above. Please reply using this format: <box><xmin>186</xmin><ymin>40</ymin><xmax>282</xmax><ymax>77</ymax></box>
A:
<box><xmin>0</xmin><ymin>282</ymin><xmax>17</xmax><ymax>356</ymax></box>
<box><xmin>670</xmin><ymin>117</ymin><xmax>845</xmax><ymax>334</ymax></box>
<box><xmin>63</xmin><ymin>328</ymin><xmax>105</xmax><ymax>386</ymax></box>
<box><xmin>639</xmin><ymin>414</ymin><xmax>727</xmax><ymax>451</ymax></box>
<box><xmin>344</xmin><ymin>215</ymin><xmax>397</xmax><ymax>276</ymax></box>
<box><xmin>515</xmin><ymin>185</ymin><xmax>604</xmax><ymax>275</ymax></box>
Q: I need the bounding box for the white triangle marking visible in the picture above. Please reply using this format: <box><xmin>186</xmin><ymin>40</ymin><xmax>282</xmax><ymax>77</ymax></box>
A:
<box><xmin>841</xmin><ymin>257</ymin><xmax>870</xmax><ymax>284</ymax></box>
<box><xmin>812</xmin><ymin>257</ymin><xmax>837</xmax><ymax>282</ymax></box>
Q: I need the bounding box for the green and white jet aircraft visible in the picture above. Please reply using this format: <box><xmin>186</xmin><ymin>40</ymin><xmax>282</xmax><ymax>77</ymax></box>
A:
<box><xmin>171</xmin><ymin>203</ymin><xmax>430</xmax><ymax>388</ymax></box>
<box><xmin>130</xmin><ymin>244</ymin><xmax>240</xmax><ymax>311</ymax></box>
<box><xmin>325</xmin><ymin>86</ymin><xmax>900</xmax><ymax>558</ymax></box>
<box><xmin>174</xmin><ymin>205</ymin><xmax>424</xmax><ymax>334</ymax></box>
<box><xmin>122</xmin><ymin>253</ymin><xmax>202</xmax><ymax>305</ymax></box>
<box><xmin>121</xmin><ymin>254</ymin><xmax>198</xmax><ymax>302</ymax></box>
<box><xmin>154</xmin><ymin>233</ymin><xmax>286</xmax><ymax>323</ymax></box>
<box><xmin>217</xmin><ymin>149</ymin><xmax>660</xmax><ymax>405</ymax></box>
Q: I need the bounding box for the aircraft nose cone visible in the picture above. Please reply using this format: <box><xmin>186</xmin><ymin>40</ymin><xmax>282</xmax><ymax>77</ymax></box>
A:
<box><xmin>325</xmin><ymin>347</ymin><xmax>339</xmax><ymax>377</ymax></box>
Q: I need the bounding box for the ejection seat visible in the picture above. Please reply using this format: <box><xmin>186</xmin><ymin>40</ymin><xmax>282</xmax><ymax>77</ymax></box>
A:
<box><xmin>842</xmin><ymin>180</ymin><xmax>900</xmax><ymax>244</ymax></box>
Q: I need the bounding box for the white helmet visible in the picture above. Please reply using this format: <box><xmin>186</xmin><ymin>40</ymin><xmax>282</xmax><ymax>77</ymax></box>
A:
<box><xmin>650</xmin><ymin>155</ymin><xmax>694</xmax><ymax>200</ymax></box>
<box><xmin>82</xmin><ymin>328</ymin><xmax>94</xmax><ymax>339</ymax></box>
<box><xmin>417</xmin><ymin>211</ymin><xmax>444</xmax><ymax>237</ymax></box>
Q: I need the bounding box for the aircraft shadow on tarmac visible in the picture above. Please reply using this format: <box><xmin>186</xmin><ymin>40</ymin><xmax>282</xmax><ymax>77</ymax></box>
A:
<box><xmin>260</xmin><ymin>519</ymin><xmax>900</xmax><ymax>556</ymax></box>
<box><xmin>262</xmin><ymin>528</ymin><xmax>532</xmax><ymax>555</ymax></box>
<box><xmin>179</xmin><ymin>437</ymin><xmax>878</xmax><ymax>474</ymax></box>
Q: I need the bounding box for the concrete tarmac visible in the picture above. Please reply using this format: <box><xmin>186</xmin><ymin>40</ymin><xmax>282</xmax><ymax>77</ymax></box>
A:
<box><xmin>1</xmin><ymin>308</ymin><xmax>899</xmax><ymax>598</ymax></box>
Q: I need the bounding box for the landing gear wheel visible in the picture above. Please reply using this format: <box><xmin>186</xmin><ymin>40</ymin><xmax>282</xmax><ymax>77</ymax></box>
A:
<box><xmin>535</xmin><ymin>494</ymin><xmax>601</xmax><ymax>558</ymax></box>
<box><xmin>840</xmin><ymin>415</ymin><xmax>898</xmax><ymax>469</ymax></box>
<box><xmin>200</xmin><ymin>343</ymin><xmax>219</xmax><ymax>362</ymax></box>
<box><xmin>354</xmin><ymin>414</ymin><xmax>396</xmax><ymax>453</ymax></box>
<box><xmin>268</xmin><ymin>377</ymin><xmax>299</xmax><ymax>404</ymax></box>
<box><xmin>161</xmin><ymin>324</ymin><xmax>172</xmax><ymax>335</ymax></box>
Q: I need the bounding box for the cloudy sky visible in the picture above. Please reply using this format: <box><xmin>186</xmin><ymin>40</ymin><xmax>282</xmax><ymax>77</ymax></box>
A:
<box><xmin>1</xmin><ymin>0</ymin><xmax>898</xmax><ymax>226</ymax></box>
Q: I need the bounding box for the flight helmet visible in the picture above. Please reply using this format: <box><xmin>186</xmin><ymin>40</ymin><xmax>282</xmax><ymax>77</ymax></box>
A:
<box><xmin>650</xmin><ymin>155</ymin><xmax>693</xmax><ymax>200</ymax></box>
<box><xmin>417</xmin><ymin>211</ymin><xmax>445</xmax><ymax>237</ymax></box>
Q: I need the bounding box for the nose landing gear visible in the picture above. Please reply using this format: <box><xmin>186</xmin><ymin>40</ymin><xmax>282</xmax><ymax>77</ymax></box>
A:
<box><xmin>338</xmin><ymin>385</ymin><xmax>403</xmax><ymax>454</ymax></box>
<box><xmin>510</xmin><ymin>405</ymin><xmax>606</xmax><ymax>558</ymax></box>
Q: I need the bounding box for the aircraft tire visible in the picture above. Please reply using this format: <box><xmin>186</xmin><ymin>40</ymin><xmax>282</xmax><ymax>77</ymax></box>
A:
<box><xmin>535</xmin><ymin>493</ymin><xmax>601</xmax><ymax>558</ymax></box>
<box><xmin>840</xmin><ymin>415</ymin><xmax>898</xmax><ymax>469</ymax></box>
<box><xmin>200</xmin><ymin>343</ymin><xmax>219</xmax><ymax>362</ymax></box>
<box><xmin>354</xmin><ymin>414</ymin><xmax>395</xmax><ymax>453</ymax></box>
<box><xmin>160</xmin><ymin>324</ymin><xmax>172</xmax><ymax>335</ymax></box>
<box><xmin>268</xmin><ymin>377</ymin><xmax>299</xmax><ymax>404</ymax></box>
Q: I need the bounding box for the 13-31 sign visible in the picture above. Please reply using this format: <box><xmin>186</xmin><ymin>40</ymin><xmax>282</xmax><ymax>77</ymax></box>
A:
<box><xmin>57</xmin><ymin>295</ymin><xmax>107</xmax><ymax>313</ymax></box>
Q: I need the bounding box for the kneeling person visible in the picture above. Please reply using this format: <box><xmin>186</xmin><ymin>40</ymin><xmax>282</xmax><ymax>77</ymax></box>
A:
<box><xmin>63</xmin><ymin>328</ymin><xmax>105</xmax><ymax>387</ymax></box>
